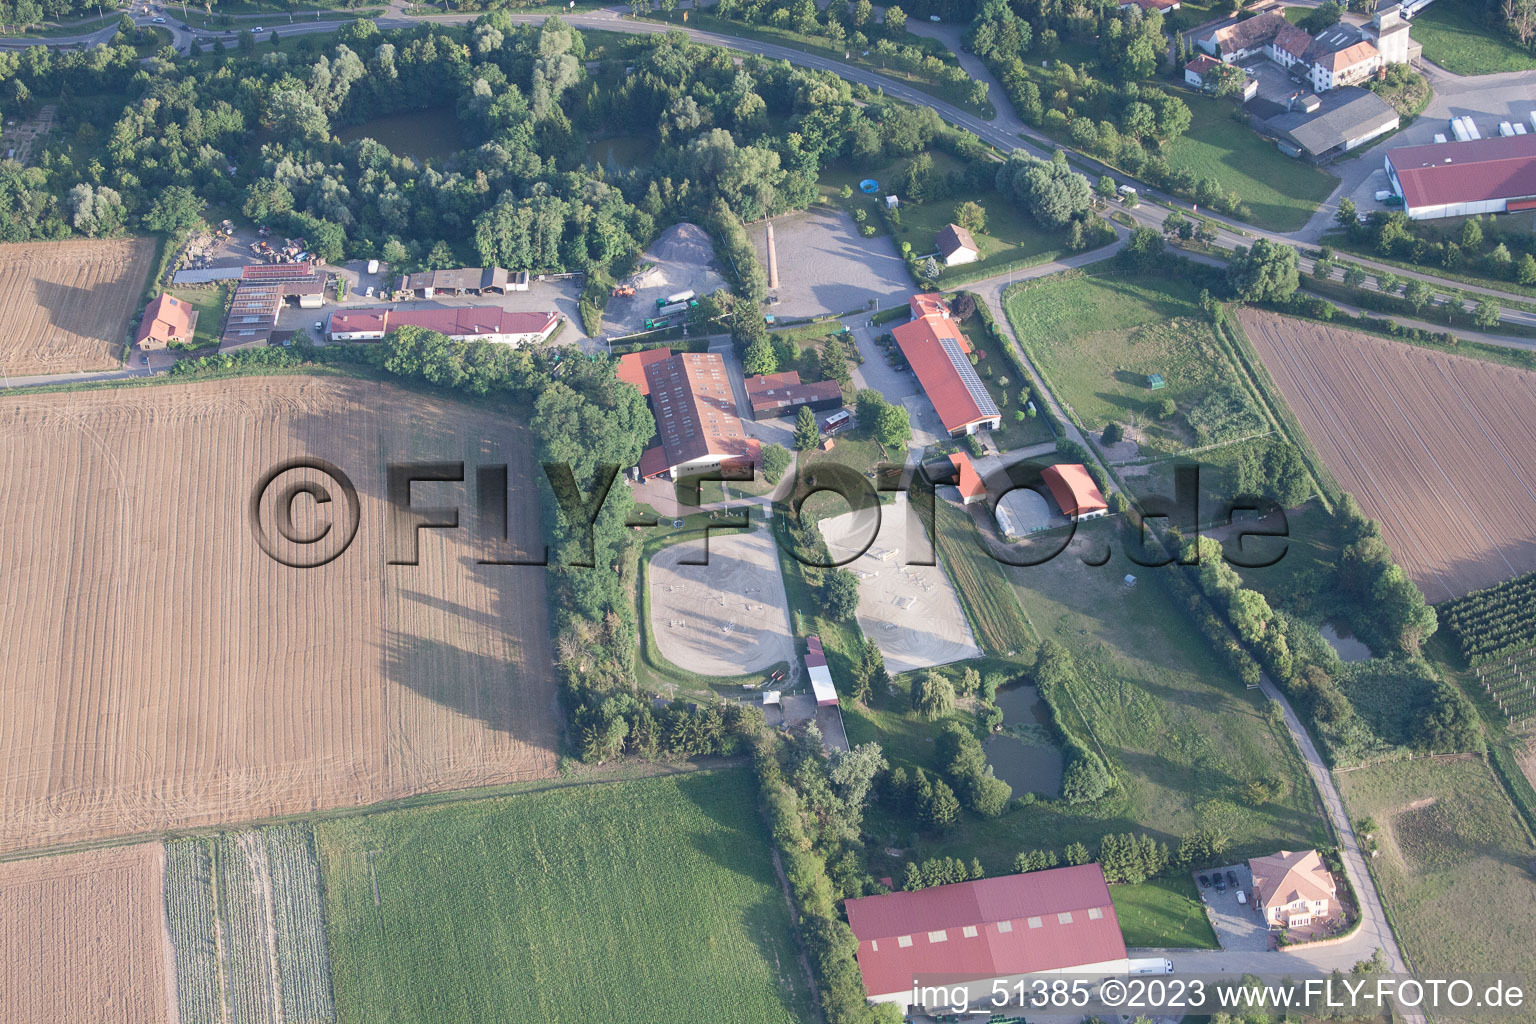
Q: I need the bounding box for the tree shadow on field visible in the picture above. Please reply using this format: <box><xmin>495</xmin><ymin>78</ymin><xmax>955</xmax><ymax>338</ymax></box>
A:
<box><xmin>34</xmin><ymin>277</ymin><xmax>108</xmax><ymax>338</ymax></box>
<box><xmin>383</xmin><ymin>632</ymin><xmax>534</xmax><ymax>734</ymax></box>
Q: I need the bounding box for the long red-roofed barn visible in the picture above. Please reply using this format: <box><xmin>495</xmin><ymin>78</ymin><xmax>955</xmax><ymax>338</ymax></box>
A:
<box><xmin>618</xmin><ymin>350</ymin><xmax>760</xmax><ymax>480</ymax></box>
<box><xmin>1385</xmin><ymin>133</ymin><xmax>1536</xmax><ymax>220</ymax></box>
<box><xmin>893</xmin><ymin>293</ymin><xmax>1001</xmax><ymax>438</ymax></box>
<box><xmin>845</xmin><ymin>865</ymin><xmax>1130</xmax><ymax>1012</ymax></box>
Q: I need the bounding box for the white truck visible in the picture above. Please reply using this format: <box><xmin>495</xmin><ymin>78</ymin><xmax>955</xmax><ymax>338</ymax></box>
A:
<box><xmin>1128</xmin><ymin>957</ymin><xmax>1174</xmax><ymax>975</ymax></box>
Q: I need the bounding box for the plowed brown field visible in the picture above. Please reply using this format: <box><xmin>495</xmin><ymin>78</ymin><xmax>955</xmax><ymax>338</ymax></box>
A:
<box><xmin>0</xmin><ymin>377</ymin><xmax>558</xmax><ymax>854</ymax></box>
<box><xmin>0</xmin><ymin>843</ymin><xmax>171</xmax><ymax>1024</ymax></box>
<box><xmin>0</xmin><ymin>238</ymin><xmax>155</xmax><ymax>375</ymax></box>
<box><xmin>1238</xmin><ymin>308</ymin><xmax>1536</xmax><ymax>601</ymax></box>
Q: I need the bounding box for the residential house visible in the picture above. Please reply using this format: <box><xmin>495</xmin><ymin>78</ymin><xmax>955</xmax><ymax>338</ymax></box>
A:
<box><xmin>1249</xmin><ymin>849</ymin><xmax>1337</xmax><ymax>928</ymax></box>
<box><xmin>136</xmin><ymin>293</ymin><xmax>196</xmax><ymax>349</ymax></box>
<box><xmin>936</xmin><ymin>223</ymin><xmax>981</xmax><ymax>266</ymax></box>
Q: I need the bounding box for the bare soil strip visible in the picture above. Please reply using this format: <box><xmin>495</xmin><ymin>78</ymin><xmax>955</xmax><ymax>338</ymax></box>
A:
<box><xmin>0</xmin><ymin>843</ymin><xmax>171</xmax><ymax>1024</ymax></box>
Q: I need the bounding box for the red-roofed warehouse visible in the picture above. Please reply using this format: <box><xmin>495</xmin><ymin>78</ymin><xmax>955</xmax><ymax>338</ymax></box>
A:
<box><xmin>892</xmin><ymin>294</ymin><xmax>1001</xmax><ymax>437</ymax></box>
<box><xmin>845</xmin><ymin>865</ymin><xmax>1130</xmax><ymax>1011</ymax></box>
<box><xmin>1385</xmin><ymin>133</ymin><xmax>1536</xmax><ymax>220</ymax></box>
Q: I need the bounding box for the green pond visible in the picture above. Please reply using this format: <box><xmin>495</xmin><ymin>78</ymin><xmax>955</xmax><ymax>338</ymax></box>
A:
<box><xmin>985</xmin><ymin>685</ymin><xmax>1064</xmax><ymax>798</ymax></box>
<box><xmin>336</xmin><ymin>108</ymin><xmax>463</xmax><ymax>163</ymax></box>
<box><xmin>585</xmin><ymin>134</ymin><xmax>656</xmax><ymax>170</ymax></box>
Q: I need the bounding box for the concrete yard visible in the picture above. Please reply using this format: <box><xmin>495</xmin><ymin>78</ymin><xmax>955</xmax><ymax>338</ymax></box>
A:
<box><xmin>818</xmin><ymin>494</ymin><xmax>981</xmax><ymax>675</ymax></box>
<box><xmin>753</xmin><ymin>207</ymin><xmax>913</xmax><ymax>319</ymax></box>
<box><xmin>604</xmin><ymin>222</ymin><xmax>726</xmax><ymax>338</ymax></box>
<box><xmin>647</xmin><ymin>527</ymin><xmax>796</xmax><ymax>678</ymax></box>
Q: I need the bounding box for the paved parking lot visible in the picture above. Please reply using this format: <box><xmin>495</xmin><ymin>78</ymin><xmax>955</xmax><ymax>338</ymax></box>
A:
<box><xmin>847</xmin><ymin>323</ymin><xmax>948</xmax><ymax>447</ymax></box>
<box><xmin>754</xmin><ymin>207</ymin><xmax>912</xmax><ymax>318</ymax></box>
<box><xmin>1197</xmin><ymin>865</ymin><xmax>1270</xmax><ymax>952</ymax></box>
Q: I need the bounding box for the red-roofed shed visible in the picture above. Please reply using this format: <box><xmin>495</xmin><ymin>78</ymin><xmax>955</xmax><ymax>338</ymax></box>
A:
<box><xmin>948</xmin><ymin>452</ymin><xmax>987</xmax><ymax>505</ymax></box>
<box><xmin>892</xmin><ymin>294</ymin><xmax>1000</xmax><ymax>437</ymax></box>
<box><xmin>1386</xmin><ymin>134</ymin><xmax>1536</xmax><ymax>220</ymax></box>
<box><xmin>1042</xmin><ymin>464</ymin><xmax>1109</xmax><ymax>521</ymax></box>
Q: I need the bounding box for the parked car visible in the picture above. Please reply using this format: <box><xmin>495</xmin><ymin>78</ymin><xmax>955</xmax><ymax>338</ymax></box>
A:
<box><xmin>1198</xmin><ymin>874</ymin><xmax>1210</xmax><ymax>888</ymax></box>
<box><xmin>1226</xmin><ymin>871</ymin><xmax>1239</xmax><ymax>888</ymax></box>
<box><xmin>313</xmin><ymin>321</ymin><xmax>324</xmax><ymax>332</ymax></box>
<box><xmin>151</xmin><ymin>15</ymin><xmax>164</xmax><ymax>21</ymax></box>
<box><xmin>1214</xmin><ymin>874</ymin><xmax>1226</xmax><ymax>891</ymax></box>
<box><xmin>1236</xmin><ymin>890</ymin><xmax>1248</xmax><ymax>906</ymax></box>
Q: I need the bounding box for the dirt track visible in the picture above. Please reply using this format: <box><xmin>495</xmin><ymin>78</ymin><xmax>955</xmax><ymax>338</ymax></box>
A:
<box><xmin>0</xmin><ymin>377</ymin><xmax>559</xmax><ymax>853</ymax></box>
<box><xmin>1239</xmin><ymin>308</ymin><xmax>1536</xmax><ymax>600</ymax></box>
<box><xmin>0</xmin><ymin>843</ymin><xmax>170</xmax><ymax>1024</ymax></box>
<box><xmin>0</xmin><ymin>238</ymin><xmax>154</xmax><ymax>375</ymax></box>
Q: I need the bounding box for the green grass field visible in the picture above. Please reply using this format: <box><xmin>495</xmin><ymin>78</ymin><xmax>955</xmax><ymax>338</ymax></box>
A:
<box><xmin>165</xmin><ymin>285</ymin><xmax>229</xmax><ymax>350</ymax></box>
<box><xmin>1162</xmin><ymin>92</ymin><xmax>1337</xmax><ymax>232</ymax></box>
<box><xmin>317</xmin><ymin>770</ymin><xmax>813</xmax><ymax>1024</ymax></box>
<box><xmin>1410</xmin><ymin>1</ymin><xmax>1536</xmax><ymax>75</ymax></box>
<box><xmin>1338</xmin><ymin>757</ymin><xmax>1536</xmax><ymax>1009</ymax></box>
<box><xmin>1003</xmin><ymin>269</ymin><xmax>1266</xmax><ymax>457</ymax></box>
<box><xmin>1110</xmin><ymin>877</ymin><xmax>1221</xmax><ymax>948</ymax></box>
<box><xmin>931</xmin><ymin>496</ymin><xmax>1037</xmax><ymax>655</ymax></box>
<box><xmin>995</xmin><ymin>521</ymin><xmax>1328</xmax><ymax>855</ymax></box>
<box><xmin>854</xmin><ymin>514</ymin><xmax>1327</xmax><ymax>874</ymax></box>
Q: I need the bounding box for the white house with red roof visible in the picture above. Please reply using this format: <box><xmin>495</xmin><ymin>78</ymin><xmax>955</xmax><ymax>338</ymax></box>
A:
<box><xmin>892</xmin><ymin>294</ymin><xmax>1000</xmax><ymax>438</ymax></box>
<box><xmin>1249</xmin><ymin>849</ymin><xmax>1337</xmax><ymax>928</ymax></box>
<box><xmin>845</xmin><ymin>864</ymin><xmax>1129</xmax><ymax>1012</ymax></box>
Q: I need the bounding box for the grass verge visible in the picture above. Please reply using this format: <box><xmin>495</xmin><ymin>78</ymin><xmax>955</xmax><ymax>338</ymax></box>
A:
<box><xmin>1110</xmin><ymin>876</ymin><xmax>1221</xmax><ymax>949</ymax></box>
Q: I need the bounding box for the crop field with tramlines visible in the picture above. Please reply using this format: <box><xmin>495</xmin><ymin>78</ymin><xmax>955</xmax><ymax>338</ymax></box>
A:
<box><xmin>165</xmin><ymin>825</ymin><xmax>337</xmax><ymax>1024</ymax></box>
<box><xmin>0</xmin><ymin>377</ymin><xmax>559</xmax><ymax>853</ymax></box>
<box><xmin>0</xmin><ymin>237</ymin><xmax>154</xmax><ymax>375</ymax></box>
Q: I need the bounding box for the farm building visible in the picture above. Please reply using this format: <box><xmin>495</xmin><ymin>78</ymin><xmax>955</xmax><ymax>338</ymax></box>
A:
<box><xmin>395</xmin><ymin>266</ymin><xmax>525</xmax><ymax>297</ymax></box>
<box><xmin>744</xmin><ymin>369</ymin><xmax>844</xmax><ymax>420</ymax></box>
<box><xmin>948</xmin><ymin>452</ymin><xmax>987</xmax><ymax>505</ymax></box>
<box><xmin>1265</xmin><ymin>88</ymin><xmax>1399</xmax><ymax>162</ymax></box>
<box><xmin>893</xmin><ymin>293</ymin><xmax>1001</xmax><ymax>437</ymax></box>
<box><xmin>1183</xmin><ymin>54</ymin><xmax>1221</xmax><ymax>88</ymax></box>
<box><xmin>135</xmin><ymin>293</ymin><xmax>196</xmax><ymax>349</ymax></box>
<box><xmin>1385</xmin><ymin>133</ymin><xmax>1536</xmax><ymax>219</ymax></box>
<box><xmin>1196</xmin><ymin>5</ymin><xmax>1416</xmax><ymax>93</ymax></box>
<box><xmin>804</xmin><ymin>635</ymin><xmax>839</xmax><ymax>706</ymax></box>
<box><xmin>845</xmin><ymin>864</ymin><xmax>1130</xmax><ymax>1012</ymax></box>
<box><xmin>221</xmin><ymin>264</ymin><xmax>328</xmax><ymax>351</ymax></box>
<box><xmin>632</xmin><ymin>351</ymin><xmax>760</xmax><ymax>480</ymax></box>
<box><xmin>935</xmin><ymin>224</ymin><xmax>980</xmax><ymax>266</ymax></box>
<box><xmin>994</xmin><ymin>486</ymin><xmax>1052</xmax><ymax>538</ymax></box>
<box><xmin>1249</xmin><ymin>849</ymin><xmax>1337</xmax><ymax>928</ymax></box>
<box><xmin>1041</xmin><ymin>464</ymin><xmax>1108</xmax><ymax>522</ymax></box>
<box><xmin>325</xmin><ymin>307</ymin><xmax>561</xmax><ymax>346</ymax></box>
<box><xmin>616</xmin><ymin>347</ymin><xmax>675</xmax><ymax>396</ymax></box>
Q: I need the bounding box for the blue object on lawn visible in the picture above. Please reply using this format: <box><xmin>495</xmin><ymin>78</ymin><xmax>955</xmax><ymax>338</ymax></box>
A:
<box><xmin>858</xmin><ymin>179</ymin><xmax>879</xmax><ymax>194</ymax></box>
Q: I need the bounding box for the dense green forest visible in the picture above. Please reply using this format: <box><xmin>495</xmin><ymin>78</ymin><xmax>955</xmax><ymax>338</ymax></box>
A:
<box><xmin>0</xmin><ymin>15</ymin><xmax>963</xmax><ymax>268</ymax></box>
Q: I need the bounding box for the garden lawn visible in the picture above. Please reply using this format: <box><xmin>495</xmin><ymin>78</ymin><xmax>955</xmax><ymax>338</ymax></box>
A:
<box><xmin>1110</xmin><ymin>877</ymin><xmax>1220</xmax><ymax>948</ymax></box>
<box><xmin>1162</xmin><ymin>92</ymin><xmax>1336</xmax><ymax>231</ymax></box>
<box><xmin>953</xmin><ymin>309</ymin><xmax>1057</xmax><ymax>452</ymax></box>
<box><xmin>1338</xmin><ymin>757</ymin><xmax>1536</xmax><ymax>1010</ymax></box>
<box><xmin>165</xmin><ymin>285</ymin><xmax>229</xmax><ymax>350</ymax></box>
<box><xmin>318</xmin><ymin>769</ymin><xmax>813</xmax><ymax>1024</ymax></box>
<box><xmin>1409</xmin><ymin>1</ymin><xmax>1536</xmax><ymax>75</ymax></box>
<box><xmin>1003</xmin><ymin>269</ymin><xmax>1266</xmax><ymax>457</ymax></box>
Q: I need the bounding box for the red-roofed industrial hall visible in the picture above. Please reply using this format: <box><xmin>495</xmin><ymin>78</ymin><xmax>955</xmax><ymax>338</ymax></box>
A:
<box><xmin>1386</xmin><ymin>133</ymin><xmax>1536</xmax><ymax>220</ymax></box>
<box><xmin>892</xmin><ymin>294</ymin><xmax>1001</xmax><ymax>438</ymax></box>
<box><xmin>845</xmin><ymin>865</ymin><xmax>1130</xmax><ymax>1011</ymax></box>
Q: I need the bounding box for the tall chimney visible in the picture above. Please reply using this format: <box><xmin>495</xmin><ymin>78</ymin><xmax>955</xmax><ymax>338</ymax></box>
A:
<box><xmin>765</xmin><ymin>222</ymin><xmax>780</xmax><ymax>291</ymax></box>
